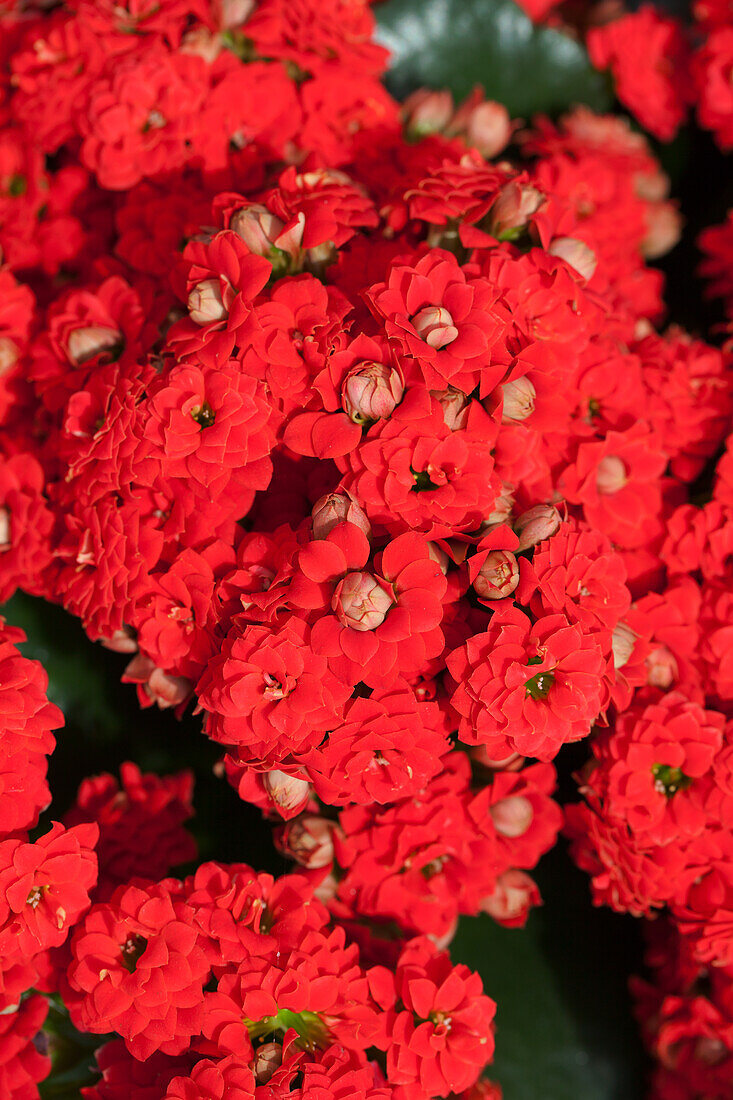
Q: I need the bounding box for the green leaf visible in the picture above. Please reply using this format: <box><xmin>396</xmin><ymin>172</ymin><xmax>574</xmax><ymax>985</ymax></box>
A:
<box><xmin>450</xmin><ymin>843</ymin><xmax>646</xmax><ymax>1099</ymax></box>
<box><xmin>375</xmin><ymin>0</ymin><xmax>613</xmax><ymax>118</ymax></box>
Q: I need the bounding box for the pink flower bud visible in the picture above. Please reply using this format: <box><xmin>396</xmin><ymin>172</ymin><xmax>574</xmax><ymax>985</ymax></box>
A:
<box><xmin>0</xmin><ymin>337</ymin><xmax>19</xmax><ymax>375</ymax></box>
<box><xmin>341</xmin><ymin>360</ymin><xmax>404</xmax><ymax>423</ymax></box>
<box><xmin>611</xmin><ymin>621</ymin><xmax>637</xmax><ymax>670</ymax></box>
<box><xmin>282</xmin><ymin>815</ymin><xmax>335</xmax><ymax>869</ymax></box>
<box><xmin>275</xmin><ymin>212</ymin><xmax>305</xmax><ymax>259</ymax></box>
<box><xmin>254</xmin><ymin>1043</ymin><xmax>283</xmax><ymax>1084</ymax></box>
<box><xmin>428</xmin><ymin>915</ymin><xmax>459</xmax><ymax>952</ymax></box>
<box><xmin>427</xmin><ymin>542</ymin><xmax>450</xmax><ymax>574</ymax></box>
<box><xmin>147</xmin><ymin>668</ymin><xmax>193</xmax><ymax>710</ymax></box>
<box><xmin>221</xmin><ymin>0</ymin><xmax>255</xmax><ymax>28</ymax></box>
<box><xmin>596</xmin><ymin>455</ymin><xmax>627</xmax><ymax>495</ymax></box>
<box><xmin>333</xmin><ymin>572</ymin><xmax>394</xmax><ymax>632</ymax></box>
<box><xmin>263</xmin><ymin>770</ymin><xmax>311</xmax><ymax>817</ymax></box>
<box><xmin>180</xmin><ymin>27</ymin><xmax>222</xmax><ymax>62</ymax></box>
<box><xmin>462</xmin><ymin>101</ymin><xmax>512</xmax><ymax>158</ymax></box>
<box><xmin>313</xmin><ymin>872</ymin><xmax>339</xmax><ymax>903</ymax></box>
<box><xmin>694</xmin><ymin>1037</ymin><xmax>727</xmax><ymax>1066</ymax></box>
<box><xmin>646</xmin><ymin>645</ymin><xmax>678</xmax><ymax>689</ymax></box>
<box><xmin>642</xmin><ymin>203</ymin><xmax>682</xmax><ymax>260</ymax></box>
<box><xmin>432</xmin><ymin>386</ymin><xmax>470</xmax><ymax>430</ymax></box>
<box><xmin>514</xmin><ymin>503</ymin><xmax>561</xmax><ymax>550</ymax></box>
<box><xmin>634</xmin><ymin>168</ymin><xmax>669</xmax><ymax>203</ymax></box>
<box><xmin>187</xmin><ymin>280</ymin><xmax>226</xmax><ymax>325</ymax></box>
<box><xmin>402</xmin><ymin>88</ymin><xmax>454</xmax><ymax>137</ymax></box>
<box><xmin>500</xmin><ymin>377</ymin><xmax>536</xmax><ymax>423</ymax></box>
<box><xmin>67</xmin><ymin>325</ymin><xmax>122</xmax><ymax>366</ymax></box>
<box><xmin>474</xmin><ymin>550</ymin><xmax>519</xmax><ymax>599</ymax></box>
<box><xmin>411</xmin><ymin>306</ymin><xmax>458</xmax><ymax>349</ymax></box>
<box><xmin>548</xmin><ymin>237</ymin><xmax>598</xmax><ymax>282</ymax></box>
<box><xmin>100</xmin><ymin>628</ymin><xmax>138</xmax><ymax>655</ymax></box>
<box><xmin>311</xmin><ymin>491</ymin><xmax>372</xmax><ymax>541</ymax></box>
<box><xmin>484</xmin><ymin>483</ymin><xmax>515</xmax><ymax>528</ymax></box>
<box><xmin>480</xmin><ymin>869</ymin><xmax>538</xmax><ymax>925</ymax></box>
<box><xmin>0</xmin><ymin>507</ymin><xmax>9</xmax><ymax>550</ymax></box>
<box><xmin>490</xmin><ymin>795</ymin><xmax>534</xmax><ymax>838</ymax></box>
<box><xmin>488</xmin><ymin>181</ymin><xmax>544</xmax><ymax>239</ymax></box>
<box><xmin>230</xmin><ymin>204</ymin><xmax>286</xmax><ymax>256</ymax></box>
<box><xmin>470</xmin><ymin>745</ymin><xmax>525</xmax><ymax>771</ymax></box>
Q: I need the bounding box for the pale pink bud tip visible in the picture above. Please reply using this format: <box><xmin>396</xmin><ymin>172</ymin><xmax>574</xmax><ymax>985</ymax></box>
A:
<box><xmin>284</xmin><ymin>815</ymin><xmax>335</xmax><ymax>869</ymax></box>
<box><xmin>0</xmin><ymin>336</ymin><xmax>19</xmax><ymax>375</ymax></box>
<box><xmin>490</xmin><ymin>795</ymin><xmax>534</xmax><ymax>838</ymax></box>
<box><xmin>596</xmin><ymin>455</ymin><xmax>627</xmax><ymax>495</ymax></box>
<box><xmin>341</xmin><ymin>360</ymin><xmax>404</xmax><ymax>423</ymax></box>
<box><xmin>481</xmin><ymin>869</ymin><xmax>538</xmax><ymax>924</ymax></box>
<box><xmin>0</xmin><ymin>507</ymin><xmax>10</xmax><ymax>550</ymax></box>
<box><xmin>514</xmin><ymin>503</ymin><xmax>561</xmax><ymax>551</ymax></box>
<box><xmin>611</xmin><ymin>621</ymin><xmax>637</xmax><ymax>670</ymax></box>
<box><xmin>500</xmin><ymin>377</ymin><xmax>536</xmax><ymax>423</ymax></box>
<box><xmin>230</xmin><ymin>204</ymin><xmax>286</xmax><ymax>257</ymax></box>
<box><xmin>67</xmin><ymin>325</ymin><xmax>122</xmax><ymax>366</ymax></box>
<box><xmin>100</xmin><ymin>628</ymin><xmax>138</xmax><ymax>655</ymax></box>
<box><xmin>187</xmin><ymin>279</ymin><xmax>227</xmax><ymax>325</ymax></box>
<box><xmin>474</xmin><ymin>550</ymin><xmax>519</xmax><ymax>600</ymax></box>
<box><xmin>221</xmin><ymin>0</ymin><xmax>255</xmax><ymax>28</ymax></box>
<box><xmin>465</xmin><ymin>101</ymin><xmax>511</xmax><ymax>158</ymax></box>
<box><xmin>642</xmin><ymin>203</ymin><xmax>682</xmax><ymax>260</ymax></box>
<box><xmin>548</xmin><ymin>237</ymin><xmax>597</xmax><ymax>282</ymax></box>
<box><xmin>411</xmin><ymin>306</ymin><xmax>458</xmax><ymax>349</ymax></box>
<box><xmin>432</xmin><ymin>386</ymin><xmax>470</xmax><ymax>431</ymax></box>
<box><xmin>263</xmin><ymin>770</ymin><xmax>311</xmax><ymax>816</ymax></box>
<box><xmin>254</xmin><ymin>1043</ymin><xmax>283</xmax><ymax>1084</ymax></box>
<box><xmin>311</xmin><ymin>492</ymin><xmax>372</xmax><ymax>541</ymax></box>
<box><xmin>402</xmin><ymin>88</ymin><xmax>454</xmax><ymax>136</ymax></box>
<box><xmin>646</xmin><ymin>645</ymin><xmax>678</xmax><ymax>690</ymax></box>
<box><xmin>333</xmin><ymin>571</ymin><xmax>394</xmax><ymax>632</ymax></box>
<box><xmin>489</xmin><ymin>182</ymin><xmax>544</xmax><ymax>238</ymax></box>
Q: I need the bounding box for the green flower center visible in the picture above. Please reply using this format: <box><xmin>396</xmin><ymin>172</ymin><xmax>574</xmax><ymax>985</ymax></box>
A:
<box><xmin>120</xmin><ymin>933</ymin><xmax>147</xmax><ymax>973</ymax></box>
<box><xmin>524</xmin><ymin>657</ymin><xmax>555</xmax><ymax>700</ymax></box>
<box><xmin>191</xmin><ymin>401</ymin><xmax>216</xmax><ymax>428</ymax></box>
<box><xmin>411</xmin><ymin>468</ymin><xmax>439</xmax><ymax>492</ymax></box>
<box><xmin>651</xmin><ymin>763</ymin><xmax>692</xmax><ymax>798</ymax></box>
<box><xmin>245</xmin><ymin>1008</ymin><xmax>330</xmax><ymax>1052</ymax></box>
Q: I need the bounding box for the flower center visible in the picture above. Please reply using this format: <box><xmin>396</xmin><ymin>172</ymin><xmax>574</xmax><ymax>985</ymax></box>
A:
<box><xmin>411</xmin><ymin>467</ymin><xmax>440</xmax><ymax>492</ymax></box>
<box><xmin>524</xmin><ymin>657</ymin><xmax>555</xmax><ymax>700</ymax></box>
<box><xmin>191</xmin><ymin>401</ymin><xmax>216</xmax><ymax>428</ymax></box>
<box><xmin>246</xmin><ymin>1008</ymin><xmax>330</xmax><ymax>1052</ymax></box>
<box><xmin>120</xmin><ymin>933</ymin><xmax>148</xmax><ymax>973</ymax></box>
<box><xmin>26</xmin><ymin>886</ymin><xmax>46</xmax><ymax>909</ymax></box>
<box><xmin>410</xmin><ymin>305</ymin><xmax>459</xmax><ymax>349</ymax></box>
<box><xmin>263</xmin><ymin>672</ymin><xmax>290</xmax><ymax>700</ymax></box>
<box><xmin>651</xmin><ymin>763</ymin><xmax>692</xmax><ymax>798</ymax></box>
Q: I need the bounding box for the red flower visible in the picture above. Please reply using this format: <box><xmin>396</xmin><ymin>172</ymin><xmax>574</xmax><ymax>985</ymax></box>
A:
<box><xmin>164</xmin><ymin>1054</ymin><xmax>255</xmax><ymax>1100</ymax></box>
<box><xmin>0</xmin><ymin>454</ymin><xmax>54</xmax><ymax>603</ymax></box>
<box><xmin>694</xmin><ymin>27</ymin><xmax>733</xmax><ymax>151</ymax></box>
<box><xmin>446</xmin><ymin>605</ymin><xmax>606</xmax><ymax>761</ymax></box>
<box><xmin>365</xmin><ymin>249</ymin><xmax>508</xmax><ymax>395</ymax></box>
<box><xmin>0</xmin><ymin>994</ymin><xmax>51</xmax><ymax>1100</ymax></box>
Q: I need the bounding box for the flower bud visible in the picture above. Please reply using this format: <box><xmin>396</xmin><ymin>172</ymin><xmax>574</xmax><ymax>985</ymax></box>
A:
<box><xmin>230</xmin><ymin>203</ymin><xmax>286</xmax><ymax>256</ymax></box>
<box><xmin>596</xmin><ymin>455</ymin><xmax>627</xmax><ymax>495</ymax></box>
<box><xmin>0</xmin><ymin>507</ymin><xmax>9</xmax><ymax>551</ymax></box>
<box><xmin>147</xmin><ymin>668</ymin><xmax>193</xmax><ymax>709</ymax></box>
<box><xmin>254</xmin><ymin>1043</ymin><xmax>283</xmax><ymax>1084</ymax></box>
<box><xmin>428</xmin><ymin>915</ymin><xmax>459</xmax><ymax>952</ymax></box>
<box><xmin>646</xmin><ymin>645</ymin><xmax>678</xmax><ymax>689</ymax></box>
<box><xmin>462</xmin><ymin>101</ymin><xmax>511</xmax><ymax>158</ymax></box>
<box><xmin>100</xmin><ymin>628</ymin><xmax>138</xmax><ymax>654</ymax></box>
<box><xmin>282</xmin><ymin>815</ymin><xmax>335</xmax><ymax>869</ymax></box>
<box><xmin>694</xmin><ymin>1037</ymin><xmax>727</xmax><ymax>1066</ymax></box>
<box><xmin>470</xmin><ymin>745</ymin><xmax>525</xmax><ymax>771</ymax></box>
<box><xmin>333</xmin><ymin>572</ymin><xmax>394</xmax><ymax>632</ymax></box>
<box><xmin>548</xmin><ymin>237</ymin><xmax>597</xmax><ymax>282</ymax></box>
<box><xmin>180</xmin><ymin>27</ymin><xmax>222</xmax><ymax>62</ymax></box>
<box><xmin>313</xmin><ymin>872</ymin><xmax>339</xmax><ymax>904</ymax></box>
<box><xmin>474</xmin><ymin>550</ymin><xmax>519</xmax><ymax>599</ymax></box>
<box><xmin>483</xmin><ymin>483</ymin><xmax>515</xmax><ymax>528</ymax></box>
<box><xmin>427</xmin><ymin>542</ymin><xmax>450</xmax><ymax>575</ymax></box>
<box><xmin>263</xmin><ymin>770</ymin><xmax>311</xmax><ymax>817</ymax></box>
<box><xmin>488</xmin><ymin>181</ymin><xmax>544</xmax><ymax>239</ymax></box>
<box><xmin>514</xmin><ymin>503</ymin><xmax>561</xmax><ymax>551</ymax></box>
<box><xmin>311</xmin><ymin>491</ymin><xmax>372</xmax><ymax>541</ymax></box>
<box><xmin>341</xmin><ymin>360</ymin><xmax>404</xmax><ymax>423</ymax></box>
<box><xmin>221</xmin><ymin>0</ymin><xmax>255</xmax><ymax>28</ymax></box>
<box><xmin>611</xmin><ymin>621</ymin><xmax>637</xmax><ymax>670</ymax></box>
<box><xmin>642</xmin><ymin>203</ymin><xmax>682</xmax><ymax>260</ymax></box>
<box><xmin>432</xmin><ymin>386</ymin><xmax>470</xmax><ymax>430</ymax></box>
<box><xmin>67</xmin><ymin>325</ymin><xmax>122</xmax><ymax>366</ymax></box>
<box><xmin>402</xmin><ymin>88</ymin><xmax>454</xmax><ymax>138</ymax></box>
<box><xmin>500</xmin><ymin>377</ymin><xmax>536</xmax><ymax>423</ymax></box>
<box><xmin>490</xmin><ymin>795</ymin><xmax>534</xmax><ymax>838</ymax></box>
<box><xmin>0</xmin><ymin>337</ymin><xmax>19</xmax><ymax>375</ymax></box>
<box><xmin>480</xmin><ymin>869</ymin><xmax>538</xmax><ymax>925</ymax></box>
<box><xmin>634</xmin><ymin>168</ymin><xmax>669</xmax><ymax>203</ymax></box>
<box><xmin>187</xmin><ymin>280</ymin><xmax>226</xmax><ymax>325</ymax></box>
<box><xmin>411</xmin><ymin>306</ymin><xmax>458</xmax><ymax>349</ymax></box>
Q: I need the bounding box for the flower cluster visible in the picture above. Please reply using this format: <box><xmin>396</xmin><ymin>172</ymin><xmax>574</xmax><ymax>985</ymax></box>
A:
<box><xmin>0</xmin><ymin>0</ymin><xmax>730</xmax><ymax>1097</ymax></box>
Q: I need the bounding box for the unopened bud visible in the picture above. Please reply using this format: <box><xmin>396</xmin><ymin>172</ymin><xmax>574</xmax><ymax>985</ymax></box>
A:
<box><xmin>611</xmin><ymin>621</ymin><xmax>637</xmax><ymax>670</ymax></box>
<box><xmin>463</xmin><ymin>101</ymin><xmax>511</xmax><ymax>158</ymax></box>
<box><xmin>642</xmin><ymin>203</ymin><xmax>682</xmax><ymax>260</ymax></box>
<box><xmin>333</xmin><ymin>572</ymin><xmax>394</xmax><ymax>632</ymax></box>
<box><xmin>646</xmin><ymin>645</ymin><xmax>678</xmax><ymax>689</ymax></box>
<box><xmin>0</xmin><ymin>337</ymin><xmax>19</xmax><ymax>374</ymax></box>
<box><xmin>0</xmin><ymin>507</ymin><xmax>9</xmax><ymax>550</ymax></box>
<box><xmin>500</xmin><ymin>377</ymin><xmax>536</xmax><ymax>423</ymax></box>
<box><xmin>283</xmin><ymin>815</ymin><xmax>335</xmax><ymax>869</ymax></box>
<box><xmin>480</xmin><ymin>869</ymin><xmax>538</xmax><ymax>925</ymax></box>
<box><xmin>180</xmin><ymin>27</ymin><xmax>222</xmax><ymax>62</ymax></box>
<box><xmin>548</xmin><ymin>237</ymin><xmax>597</xmax><ymax>282</ymax></box>
<box><xmin>484</xmin><ymin>483</ymin><xmax>515</xmax><ymax>528</ymax></box>
<box><xmin>427</xmin><ymin>542</ymin><xmax>450</xmax><ymax>574</ymax></box>
<box><xmin>263</xmin><ymin>770</ymin><xmax>311</xmax><ymax>817</ymax></box>
<box><xmin>474</xmin><ymin>550</ymin><xmax>519</xmax><ymax>599</ymax></box>
<box><xmin>221</xmin><ymin>0</ymin><xmax>255</xmax><ymax>28</ymax></box>
<box><xmin>254</xmin><ymin>1043</ymin><xmax>283</xmax><ymax>1084</ymax></box>
<box><xmin>596</xmin><ymin>455</ymin><xmax>627</xmax><ymax>495</ymax></box>
<box><xmin>514</xmin><ymin>504</ymin><xmax>561</xmax><ymax>551</ymax></box>
<box><xmin>432</xmin><ymin>386</ymin><xmax>470</xmax><ymax>430</ymax></box>
<box><xmin>402</xmin><ymin>88</ymin><xmax>454</xmax><ymax>138</ymax></box>
<box><xmin>100</xmin><ymin>628</ymin><xmax>138</xmax><ymax>654</ymax></box>
<box><xmin>311</xmin><ymin>492</ymin><xmax>372</xmax><ymax>541</ymax></box>
<box><xmin>470</xmin><ymin>745</ymin><xmax>525</xmax><ymax>771</ymax></box>
<box><xmin>67</xmin><ymin>325</ymin><xmax>122</xmax><ymax>366</ymax></box>
<box><xmin>187</xmin><ymin>280</ymin><xmax>226</xmax><ymax>325</ymax></box>
<box><xmin>694</xmin><ymin>1037</ymin><xmax>727</xmax><ymax>1066</ymax></box>
<box><xmin>230</xmin><ymin>204</ymin><xmax>286</xmax><ymax>257</ymax></box>
<box><xmin>490</xmin><ymin>795</ymin><xmax>534</xmax><ymax>838</ymax></box>
<box><xmin>411</xmin><ymin>306</ymin><xmax>458</xmax><ymax>349</ymax></box>
<box><xmin>634</xmin><ymin>168</ymin><xmax>669</xmax><ymax>203</ymax></box>
<box><xmin>341</xmin><ymin>361</ymin><xmax>404</xmax><ymax>423</ymax></box>
<box><xmin>428</xmin><ymin>915</ymin><xmax>459</xmax><ymax>952</ymax></box>
<box><xmin>488</xmin><ymin>181</ymin><xmax>544</xmax><ymax>239</ymax></box>
<box><xmin>147</xmin><ymin>668</ymin><xmax>193</xmax><ymax>709</ymax></box>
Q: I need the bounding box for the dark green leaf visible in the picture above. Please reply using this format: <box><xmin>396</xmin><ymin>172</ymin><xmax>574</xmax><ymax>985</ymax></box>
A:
<box><xmin>375</xmin><ymin>0</ymin><xmax>613</xmax><ymax>117</ymax></box>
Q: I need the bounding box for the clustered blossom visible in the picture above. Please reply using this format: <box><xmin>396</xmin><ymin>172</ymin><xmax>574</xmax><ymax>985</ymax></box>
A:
<box><xmin>0</xmin><ymin>0</ymin><xmax>731</xmax><ymax>1097</ymax></box>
